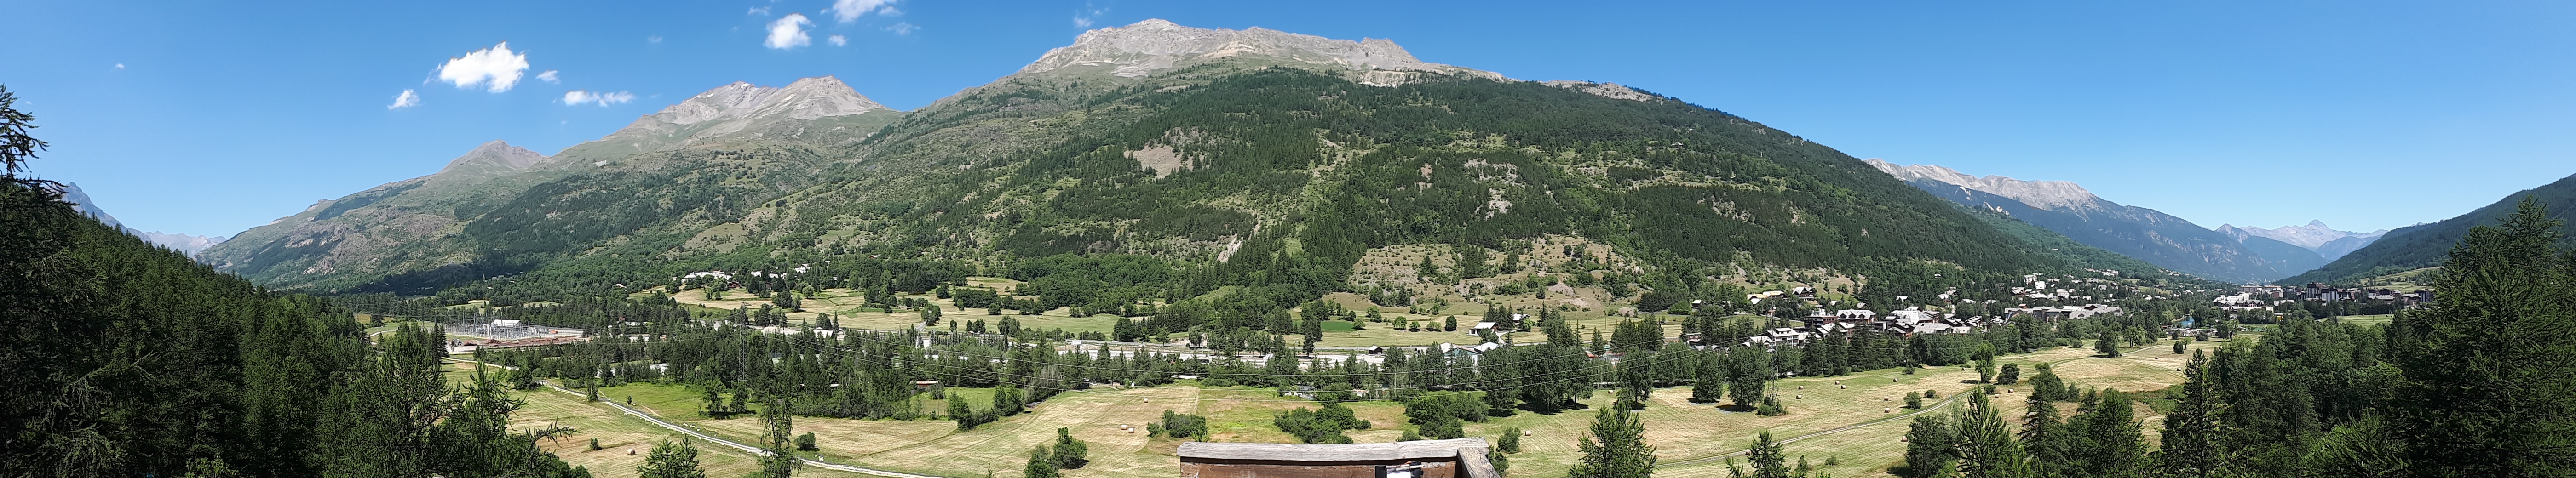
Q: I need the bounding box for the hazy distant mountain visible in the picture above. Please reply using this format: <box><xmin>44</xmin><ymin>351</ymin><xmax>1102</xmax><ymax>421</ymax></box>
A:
<box><xmin>54</xmin><ymin>182</ymin><xmax>229</xmax><ymax>255</ymax></box>
<box><xmin>1868</xmin><ymin>159</ymin><xmax>2289</xmax><ymax>283</ymax></box>
<box><xmin>2213</xmin><ymin>226</ymin><xmax>2329</xmax><ymax>276</ymax></box>
<box><xmin>2283</xmin><ymin>171</ymin><xmax>2576</xmax><ymax>285</ymax></box>
<box><xmin>2216</xmin><ymin>221</ymin><xmax>2386</xmax><ymax>261</ymax></box>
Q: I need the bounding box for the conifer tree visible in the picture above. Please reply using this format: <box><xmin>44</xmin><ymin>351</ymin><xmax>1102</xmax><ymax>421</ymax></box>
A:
<box><xmin>1902</xmin><ymin>414</ymin><xmax>1956</xmax><ymax>478</ymax></box>
<box><xmin>1743</xmin><ymin>431</ymin><xmax>1794</xmax><ymax>478</ymax></box>
<box><xmin>1567</xmin><ymin>404</ymin><xmax>1656</xmax><ymax>478</ymax></box>
<box><xmin>1950</xmin><ymin>393</ymin><xmax>2028</xmax><ymax>478</ymax></box>
<box><xmin>2155</xmin><ymin>351</ymin><xmax>2220</xmax><ymax>478</ymax></box>
<box><xmin>638</xmin><ymin>440</ymin><xmax>709</xmax><ymax>478</ymax></box>
<box><xmin>1690</xmin><ymin>351</ymin><xmax>1727</xmax><ymax>403</ymax></box>
<box><xmin>2384</xmin><ymin>198</ymin><xmax>2576</xmax><ymax>476</ymax></box>
<box><xmin>1052</xmin><ymin>427</ymin><xmax>1088</xmax><ymax>469</ymax></box>
<box><xmin>760</xmin><ymin>398</ymin><xmax>797</xmax><ymax>478</ymax></box>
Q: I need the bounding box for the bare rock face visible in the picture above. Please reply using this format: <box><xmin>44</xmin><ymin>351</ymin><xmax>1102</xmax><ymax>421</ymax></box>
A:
<box><xmin>650</xmin><ymin>76</ymin><xmax>888</xmax><ymax>125</ymax></box>
<box><xmin>589</xmin><ymin>76</ymin><xmax>892</xmax><ymax>152</ymax></box>
<box><xmin>2219</xmin><ymin>220</ymin><xmax>2387</xmax><ymax>251</ymax></box>
<box><xmin>1016</xmin><ymin>19</ymin><xmax>1502</xmax><ymax>81</ymax></box>
<box><xmin>1865</xmin><ymin>159</ymin><xmax>2104</xmax><ymax>211</ymax></box>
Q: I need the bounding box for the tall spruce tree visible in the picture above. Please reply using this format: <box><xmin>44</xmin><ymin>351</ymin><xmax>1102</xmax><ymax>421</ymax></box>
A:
<box><xmin>2384</xmin><ymin>198</ymin><xmax>2576</xmax><ymax>476</ymax></box>
<box><xmin>2155</xmin><ymin>351</ymin><xmax>2221</xmax><ymax>478</ymax></box>
<box><xmin>1951</xmin><ymin>393</ymin><xmax>2028</xmax><ymax>478</ymax></box>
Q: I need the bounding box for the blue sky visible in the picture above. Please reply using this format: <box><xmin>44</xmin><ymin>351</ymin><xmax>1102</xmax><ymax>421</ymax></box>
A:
<box><xmin>5</xmin><ymin>0</ymin><xmax>2573</xmax><ymax>238</ymax></box>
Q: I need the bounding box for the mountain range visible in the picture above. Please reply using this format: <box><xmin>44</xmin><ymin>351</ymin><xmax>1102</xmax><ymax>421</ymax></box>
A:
<box><xmin>2283</xmin><ymin>171</ymin><xmax>2576</xmax><ymax>285</ymax></box>
<box><xmin>56</xmin><ymin>182</ymin><xmax>229</xmax><ymax>255</ymax></box>
<box><xmin>2215</xmin><ymin>221</ymin><xmax>2386</xmax><ymax>261</ymax></box>
<box><xmin>198</xmin><ymin>19</ymin><xmax>2200</xmax><ymax>299</ymax></box>
<box><xmin>1866</xmin><ymin>159</ymin><xmax>2345</xmax><ymax>284</ymax></box>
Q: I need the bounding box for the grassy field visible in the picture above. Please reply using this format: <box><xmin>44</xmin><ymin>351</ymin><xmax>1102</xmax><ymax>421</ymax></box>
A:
<box><xmin>511</xmin><ymin>337</ymin><xmax>2223</xmax><ymax>478</ymax></box>
<box><xmin>445</xmin><ymin>362</ymin><xmax>877</xmax><ymax>478</ymax></box>
<box><xmin>651</xmin><ymin>283</ymin><xmax>1680</xmax><ymax>348</ymax></box>
<box><xmin>2329</xmin><ymin>314</ymin><xmax>2396</xmax><ymax>327</ymax></box>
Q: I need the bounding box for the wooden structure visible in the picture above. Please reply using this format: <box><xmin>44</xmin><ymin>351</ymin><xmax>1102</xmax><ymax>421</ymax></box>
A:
<box><xmin>1177</xmin><ymin>438</ymin><xmax>1500</xmax><ymax>478</ymax></box>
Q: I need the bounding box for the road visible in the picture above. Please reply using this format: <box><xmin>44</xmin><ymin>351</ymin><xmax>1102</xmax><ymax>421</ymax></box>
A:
<box><xmin>447</xmin><ymin>358</ymin><xmax>951</xmax><ymax>478</ymax></box>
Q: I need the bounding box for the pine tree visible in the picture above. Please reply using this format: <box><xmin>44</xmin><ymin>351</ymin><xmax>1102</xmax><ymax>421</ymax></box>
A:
<box><xmin>2384</xmin><ymin>198</ymin><xmax>2576</xmax><ymax>476</ymax></box>
<box><xmin>1690</xmin><ymin>351</ymin><xmax>1727</xmax><ymax>403</ymax></box>
<box><xmin>1567</xmin><ymin>404</ymin><xmax>1656</xmax><ymax>478</ymax></box>
<box><xmin>1727</xmin><ymin>346</ymin><xmax>1770</xmax><ymax>407</ymax></box>
<box><xmin>638</xmin><ymin>440</ymin><xmax>710</xmax><ymax>478</ymax></box>
<box><xmin>1023</xmin><ymin>446</ymin><xmax>1059</xmax><ymax>478</ymax></box>
<box><xmin>1902</xmin><ymin>414</ymin><xmax>1956</xmax><ymax>478</ymax></box>
<box><xmin>2156</xmin><ymin>351</ymin><xmax>2221</xmax><ymax>478</ymax></box>
<box><xmin>1744</xmin><ymin>431</ymin><xmax>1795</xmax><ymax>478</ymax></box>
<box><xmin>1052</xmin><ymin>427</ymin><xmax>1088</xmax><ymax>469</ymax></box>
<box><xmin>1951</xmin><ymin>393</ymin><xmax>2028</xmax><ymax>478</ymax></box>
<box><xmin>760</xmin><ymin>398</ymin><xmax>797</xmax><ymax>478</ymax></box>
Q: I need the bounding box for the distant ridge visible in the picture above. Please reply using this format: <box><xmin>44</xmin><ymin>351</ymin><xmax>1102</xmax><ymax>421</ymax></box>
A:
<box><xmin>2283</xmin><ymin>171</ymin><xmax>2576</xmax><ymax>285</ymax></box>
<box><xmin>2215</xmin><ymin>221</ymin><xmax>2386</xmax><ymax>261</ymax></box>
<box><xmin>55</xmin><ymin>182</ymin><xmax>229</xmax><ymax>255</ymax></box>
<box><xmin>1867</xmin><ymin>159</ymin><xmax>2293</xmax><ymax>283</ymax></box>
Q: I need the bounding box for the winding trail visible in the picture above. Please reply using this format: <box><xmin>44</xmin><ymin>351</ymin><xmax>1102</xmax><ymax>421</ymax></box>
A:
<box><xmin>447</xmin><ymin>358</ymin><xmax>951</xmax><ymax>478</ymax></box>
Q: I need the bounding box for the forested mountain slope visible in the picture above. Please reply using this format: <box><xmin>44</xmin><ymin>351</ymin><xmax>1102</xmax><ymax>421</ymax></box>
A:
<box><xmin>2281</xmin><ymin>171</ymin><xmax>2576</xmax><ymax>285</ymax></box>
<box><xmin>199</xmin><ymin>77</ymin><xmax>902</xmax><ymax>292</ymax></box>
<box><xmin>1869</xmin><ymin>159</ymin><xmax>2284</xmax><ymax>283</ymax></box>
<box><xmin>0</xmin><ymin>178</ymin><xmax>592</xmax><ymax>476</ymax></box>
<box><xmin>207</xmin><ymin>20</ymin><xmax>2165</xmax><ymax>305</ymax></box>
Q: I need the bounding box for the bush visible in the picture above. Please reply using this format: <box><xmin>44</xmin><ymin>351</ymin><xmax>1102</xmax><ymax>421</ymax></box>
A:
<box><xmin>795</xmin><ymin>432</ymin><xmax>817</xmax><ymax>451</ymax></box>
<box><xmin>1275</xmin><ymin>403</ymin><xmax>1369</xmax><ymax>444</ymax></box>
<box><xmin>1160</xmin><ymin>410</ymin><xmax>1208</xmax><ymax>438</ymax></box>
<box><xmin>1497</xmin><ymin>427</ymin><xmax>1523</xmax><ymax>453</ymax></box>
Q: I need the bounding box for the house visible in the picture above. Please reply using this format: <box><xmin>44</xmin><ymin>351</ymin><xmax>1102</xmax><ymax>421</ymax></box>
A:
<box><xmin>1178</xmin><ymin>438</ymin><xmax>1501</xmax><ymax>478</ymax></box>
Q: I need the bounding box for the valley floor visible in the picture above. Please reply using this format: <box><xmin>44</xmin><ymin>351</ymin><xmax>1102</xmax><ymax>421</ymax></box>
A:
<box><xmin>481</xmin><ymin>339</ymin><xmax>2223</xmax><ymax>478</ymax></box>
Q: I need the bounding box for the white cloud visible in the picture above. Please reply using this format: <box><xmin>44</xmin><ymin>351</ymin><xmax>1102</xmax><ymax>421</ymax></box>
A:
<box><xmin>435</xmin><ymin>42</ymin><xmax>530</xmax><ymax>93</ymax></box>
<box><xmin>765</xmin><ymin>13</ymin><xmax>812</xmax><ymax>50</ymax></box>
<box><xmin>828</xmin><ymin>34</ymin><xmax>848</xmax><ymax>46</ymax></box>
<box><xmin>887</xmin><ymin>22</ymin><xmax>918</xmax><ymax>35</ymax></box>
<box><xmin>537</xmin><ymin>70</ymin><xmax>559</xmax><ymax>83</ymax></box>
<box><xmin>647</xmin><ymin>35</ymin><xmax>663</xmax><ymax>44</ymax></box>
<box><xmin>561</xmin><ymin>90</ymin><xmax>634</xmax><ymax>107</ymax></box>
<box><xmin>388</xmin><ymin>89</ymin><xmax>421</xmax><ymax>109</ymax></box>
<box><xmin>112</xmin><ymin>63</ymin><xmax>125</xmax><ymax>70</ymax></box>
<box><xmin>1074</xmin><ymin>6</ymin><xmax>1107</xmax><ymax>28</ymax></box>
<box><xmin>748</xmin><ymin>6</ymin><xmax>770</xmax><ymax>15</ymax></box>
<box><xmin>823</xmin><ymin>0</ymin><xmax>898</xmax><ymax>23</ymax></box>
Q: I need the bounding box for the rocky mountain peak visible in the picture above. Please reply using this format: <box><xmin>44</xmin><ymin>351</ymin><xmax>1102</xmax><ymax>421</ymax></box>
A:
<box><xmin>1015</xmin><ymin>19</ymin><xmax>1501</xmax><ymax>80</ymax></box>
<box><xmin>652</xmin><ymin>75</ymin><xmax>887</xmax><ymax>125</ymax></box>
<box><xmin>433</xmin><ymin>140</ymin><xmax>547</xmax><ymax>178</ymax></box>
<box><xmin>572</xmin><ymin>76</ymin><xmax>895</xmax><ymax>154</ymax></box>
<box><xmin>1864</xmin><ymin>159</ymin><xmax>2103</xmax><ymax>211</ymax></box>
<box><xmin>2223</xmin><ymin>220</ymin><xmax>2388</xmax><ymax>250</ymax></box>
